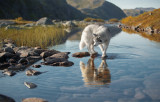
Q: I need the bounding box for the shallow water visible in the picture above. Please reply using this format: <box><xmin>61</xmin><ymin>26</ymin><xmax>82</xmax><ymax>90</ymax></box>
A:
<box><xmin>0</xmin><ymin>28</ymin><xmax>160</xmax><ymax>102</ymax></box>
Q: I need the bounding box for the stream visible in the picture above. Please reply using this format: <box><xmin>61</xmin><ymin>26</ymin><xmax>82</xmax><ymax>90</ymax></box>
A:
<box><xmin>0</xmin><ymin>26</ymin><xmax>160</xmax><ymax>102</ymax></box>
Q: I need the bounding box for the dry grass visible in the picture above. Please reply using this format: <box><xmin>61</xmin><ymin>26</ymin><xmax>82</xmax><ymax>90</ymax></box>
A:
<box><xmin>121</xmin><ymin>9</ymin><xmax>160</xmax><ymax>29</ymax></box>
<box><xmin>0</xmin><ymin>26</ymin><xmax>66</xmax><ymax>48</ymax></box>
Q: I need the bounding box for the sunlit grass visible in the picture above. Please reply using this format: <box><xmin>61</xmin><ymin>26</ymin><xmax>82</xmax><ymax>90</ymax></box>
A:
<box><xmin>0</xmin><ymin>26</ymin><xmax>66</xmax><ymax>48</ymax></box>
<box><xmin>121</xmin><ymin>9</ymin><xmax>160</xmax><ymax>29</ymax></box>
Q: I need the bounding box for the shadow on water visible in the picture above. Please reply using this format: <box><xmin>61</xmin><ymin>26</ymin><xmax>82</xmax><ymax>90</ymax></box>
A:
<box><xmin>80</xmin><ymin>57</ymin><xmax>111</xmax><ymax>87</ymax></box>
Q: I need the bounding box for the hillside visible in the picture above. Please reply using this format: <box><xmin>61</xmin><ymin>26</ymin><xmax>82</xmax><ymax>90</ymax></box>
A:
<box><xmin>67</xmin><ymin>0</ymin><xmax>126</xmax><ymax>20</ymax></box>
<box><xmin>123</xmin><ymin>7</ymin><xmax>155</xmax><ymax>16</ymax></box>
<box><xmin>0</xmin><ymin>0</ymin><xmax>85</xmax><ymax>20</ymax></box>
<box><xmin>121</xmin><ymin>9</ymin><xmax>160</xmax><ymax>30</ymax></box>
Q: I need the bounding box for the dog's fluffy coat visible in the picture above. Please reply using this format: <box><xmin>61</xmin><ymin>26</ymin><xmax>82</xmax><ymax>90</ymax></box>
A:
<box><xmin>79</xmin><ymin>24</ymin><xmax>111</xmax><ymax>57</ymax></box>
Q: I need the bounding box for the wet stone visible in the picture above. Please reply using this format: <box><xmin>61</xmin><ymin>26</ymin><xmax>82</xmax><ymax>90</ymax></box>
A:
<box><xmin>3</xmin><ymin>69</ymin><xmax>16</xmax><ymax>76</ymax></box>
<box><xmin>40</xmin><ymin>50</ymin><xmax>60</xmax><ymax>58</ymax></box>
<box><xmin>26</xmin><ymin>69</ymin><xmax>42</xmax><ymax>76</ymax></box>
<box><xmin>18</xmin><ymin>58</ymin><xmax>29</xmax><ymax>65</ymax></box>
<box><xmin>0</xmin><ymin>63</ymin><xmax>10</xmax><ymax>70</ymax></box>
<box><xmin>0</xmin><ymin>94</ymin><xmax>15</xmax><ymax>102</ymax></box>
<box><xmin>72</xmin><ymin>52</ymin><xmax>90</xmax><ymax>58</ymax></box>
<box><xmin>22</xmin><ymin>97</ymin><xmax>47</xmax><ymax>102</ymax></box>
<box><xmin>4</xmin><ymin>47</ymin><xmax>15</xmax><ymax>54</ymax></box>
<box><xmin>32</xmin><ymin>64</ymin><xmax>41</xmax><ymax>68</ymax></box>
<box><xmin>49</xmin><ymin>52</ymin><xmax>70</xmax><ymax>59</ymax></box>
<box><xmin>24</xmin><ymin>82</ymin><xmax>37</xmax><ymax>89</ymax></box>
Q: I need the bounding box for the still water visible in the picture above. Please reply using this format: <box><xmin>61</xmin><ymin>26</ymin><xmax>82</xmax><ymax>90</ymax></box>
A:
<box><xmin>0</xmin><ymin>28</ymin><xmax>160</xmax><ymax>102</ymax></box>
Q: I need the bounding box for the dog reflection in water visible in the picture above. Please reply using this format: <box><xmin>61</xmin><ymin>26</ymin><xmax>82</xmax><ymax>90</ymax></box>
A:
<box><xmin>80</xmin><ymin>57</ymin><xmax>111</xmax><ymax>86</ymax></box>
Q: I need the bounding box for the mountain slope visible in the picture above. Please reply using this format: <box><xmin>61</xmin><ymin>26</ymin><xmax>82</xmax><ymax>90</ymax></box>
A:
<box><xmin>67</xmin><ymin>0</ymin><xmax>126</xmax><ymax>20</ymax></box>
<box><xmin>123</xmin><ymin>7</ymin><xmax>155</xmax><ymax>16</ymax></box>
<box><xmin>0</xmin><ymin>0</ymin><xmax>85</xmax><ymax>20</ymax></box>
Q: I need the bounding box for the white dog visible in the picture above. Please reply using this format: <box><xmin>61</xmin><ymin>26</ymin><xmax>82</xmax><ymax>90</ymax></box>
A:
<box><xmin>79</xmin><ymin>24</ymin><xmax>111</xmax><ymax>58</ymax></box>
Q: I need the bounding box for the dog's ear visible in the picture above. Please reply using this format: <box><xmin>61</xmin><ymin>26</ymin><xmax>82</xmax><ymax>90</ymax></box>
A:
<box><xmin>93</xmin><ymin>33</ymin><xmax>97</xmax><ymax>37</ymax></box>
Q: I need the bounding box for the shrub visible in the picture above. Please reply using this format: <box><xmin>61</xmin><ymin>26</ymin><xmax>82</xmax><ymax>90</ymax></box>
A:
<box><xmin>84</xmin><ymin>17</ymin><xmax>104</xmax><ymax>22</ymax></box>
<box><xmin>109</xmin><ymin>18</ymin><xmax>119</xmax><ymax>22</ymax></box>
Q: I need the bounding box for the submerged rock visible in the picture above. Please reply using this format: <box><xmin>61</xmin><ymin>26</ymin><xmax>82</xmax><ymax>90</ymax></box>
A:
<box><xmin>26</xmin><ymin>69</ymin><xmax>42</xmax><ymax>76</ymax></box>
<box><xmin>32</xmin><ymin>64</ymin><xmax>41</xmax><ymax>68</ymax></box>
<box><xmin>24</xmin><ymin>82</ymin><xmax>37</xmax><ymax>89</ymax></box>
<box><xmin>0</xmin><ymin>94</ymin><xmax>15</xmax><ymax>102</ymax></box>
<box><xmin>22</xmin><ymin>97</ymin><xmax>47</xmax><ymax>102</ymax></box>
<box><xmin>72</xmin><ymin>52</ymin><xmax>90</xmax><ymax>58</ymax></box>
<box><xmin>2</xmin><ymin>69</ymin><xmax>16</xmax><ymax>76</ymax></box>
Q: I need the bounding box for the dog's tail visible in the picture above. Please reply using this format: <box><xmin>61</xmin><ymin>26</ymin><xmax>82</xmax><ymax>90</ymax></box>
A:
<box><xmin>79</xmin><ymin>40</ymin><xmax>85</xmax><ymax>50</ymax></box>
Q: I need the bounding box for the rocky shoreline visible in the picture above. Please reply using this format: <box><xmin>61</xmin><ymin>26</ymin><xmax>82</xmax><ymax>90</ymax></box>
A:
<box><xmin>119</xmin><ymin>24</ymin><xmax>160</xmax><ymax>35</ymax></box>
<box><xmin>0</xmin><ymin>39</ymin><xmax>74</xmax><ymax>76</ymax></box>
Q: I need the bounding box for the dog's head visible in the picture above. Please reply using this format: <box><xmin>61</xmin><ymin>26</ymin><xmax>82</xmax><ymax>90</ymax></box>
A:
<box><xmin>93</xmin><ymin>34</ymin><xmax>102</xmax><ymax>46</ymax></box>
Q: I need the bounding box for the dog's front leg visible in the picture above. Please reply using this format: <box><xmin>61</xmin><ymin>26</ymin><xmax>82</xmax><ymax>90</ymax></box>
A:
<box><xmin>102</xmin><ymin>41</ymin><xmax>110</xmax><ymax>58</ymax></box>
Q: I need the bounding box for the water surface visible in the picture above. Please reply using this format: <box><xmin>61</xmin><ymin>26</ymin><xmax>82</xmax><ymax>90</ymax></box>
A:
<box><xmin>0</xmin><ymin>28</ymin><xmax>160</xmax><ymax>102</ymax></box>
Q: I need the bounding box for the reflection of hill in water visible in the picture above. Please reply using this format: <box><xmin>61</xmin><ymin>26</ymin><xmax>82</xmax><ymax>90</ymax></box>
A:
<box><xmin>122</xmin><ymin>28</ymin><xmax>160</xmax><ymax>42</ymax></box>
<box><xmin>68</xmin><ymin>25</ymin><xmax>122</xmax><ymax>41</ymax></box>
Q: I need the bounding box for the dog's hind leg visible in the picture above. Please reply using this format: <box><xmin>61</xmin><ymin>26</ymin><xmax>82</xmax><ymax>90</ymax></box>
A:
<box><xmin>102</xmin><ymin>40</ymin><xmax>110</xmax><ymax>58</ymax></box>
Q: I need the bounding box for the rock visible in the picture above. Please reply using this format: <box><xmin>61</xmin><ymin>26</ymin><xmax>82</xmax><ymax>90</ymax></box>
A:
<box><xmin>40</xmin><ymin>50</ymin><xmax>60</xmax><ymax>58</ymax></box>
<box><xmin>27</xmin><ymin>56</ymin><xmax>42</xmax><ymax>63</ymax></box>
<box><xmin>36</xmin><ymin>17</ymin><xmax>53</xmax><ymax>26</ymax></box>
<box><xmin>3</xmin><ymin>47</ymin><xmax>15</xmax><ymax>54</ymax></box>
<box><xmin>51</xmin><ymin>61</ymin><xmax>74</xmax><ymax>67</ymax></box>
<box><xmin>32</xmin><ymin>64</ymin><xmax>41</xmax><ymax>68</ymax></box>
<box><xmin>63</xmin><ymin>21</ymin><xmax>75</xmax><ymax>27</ymax></box>
<box><xmin>18</xmin><ymin>58</ymin><xmax>29</xmax><ymax>65</ymax></box>
<box><xmin>23</xmin><ymin>23</ymin><xmax>35</xmax><ymax>27</ymax></box>
<box><xmin>3</xmin><ymin>69</ymin><xmax>16</xmax><ymax>76</ymax></box>
<box><xmin>34</xmin><ymin>46</ymin><xmax>41</xmax><ymax>49</ymax></box>
<box><xmin>33</xmin><ymin>49</ymin><xmax>46</xmax><ymax>55</ymax></box>
<box><xmin>22</xmin><ymin>97</ymin><xmax>47</xmax><ymax>102</ymax></box>
<box><xmin>42</xmin><ymin>58</ymin><xmax>68</xmax><ymax>65</ymax></box>
<box><xmin>3</xmin><ymin>43</ymin><xmax>16</xmax><ymax>48</ymax></box>
<box><xmin>0</xmin><ymin>94</ymin><xmax>15</xmax><ymax>102</ymax></box>
<box><xmin>49</xmin><ymin>52</ymin><xmax>70</xmax><ymax>59</ymax></box>
<box><xmin>0</xmin><ymin>52</ymin><xmax>14</xmax><ymax>62</ymax></box>
<box><xmin>24</xmin><ymin>82</ymin><xmax>37</xmax><ymax>89</ymax></box>
<box><xmin>72</xmin><ymin>52</ymin><xmax>90</xmax><ymax>58</ymax></box>
<box><xmin>0</xmin><ymin>63</ymin><xmax>10</xmax><ymax>70</ymax></box>
<box><xmin>26</xmin><ymin>69</ymin><xmax>41</xmax><ymax>76</ymax></box>
<box><xmin>8</xmin><ymin>64</ymin><xmax>25</xmax><ymax>70</ymax></box>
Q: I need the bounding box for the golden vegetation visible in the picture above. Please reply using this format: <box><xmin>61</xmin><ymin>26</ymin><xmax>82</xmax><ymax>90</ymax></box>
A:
<box><xmin>84</xmin><ymin>17</ymin><xmax>105</xmax><ymax>22</ymax></box>
<box><xmin>121</xmin><ymin>9</ymin><xmax>160</xmax><ymax>29</ymax></box>
<box><xmin>109</xmin><ymin>18</ymin><xmax>119</xmax><ymax>22</ymax></box>
<box><xmin>11</xmin><ymin>17</ymin><xmax>34</xmax><ymax>25</ymax></box>
<box><xmin>0</xmin><ymin>26</ymin><xmax>66</xmax><ymax>48</ymax></box>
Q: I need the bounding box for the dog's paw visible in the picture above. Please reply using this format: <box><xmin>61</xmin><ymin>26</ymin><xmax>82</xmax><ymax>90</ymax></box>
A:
<box><xmin>101</xmin><ymin>55</ymin><xmax>108</xmax><ymax>59</ymax></box>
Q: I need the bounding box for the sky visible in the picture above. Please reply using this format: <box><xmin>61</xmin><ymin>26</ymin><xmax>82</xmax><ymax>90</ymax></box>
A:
<box><xmin>107</xmin><ymin>0</ymin><xmax>160</xmax><ymax>9</ymax></box>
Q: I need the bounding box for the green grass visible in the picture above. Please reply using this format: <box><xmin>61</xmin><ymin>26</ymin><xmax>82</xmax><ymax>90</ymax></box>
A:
<box><xmin>0</xmin><ymin>26</ymin><xmax>66</xmax><ymax>49</ymax></box>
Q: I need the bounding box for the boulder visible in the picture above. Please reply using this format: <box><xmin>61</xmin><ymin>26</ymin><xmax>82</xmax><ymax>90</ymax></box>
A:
<box><xmin>3</xmin><ymin>47</ymin><xmax>15</xmax><ymax>54</ymax></box>
<box><xmin>27</xmin><ymin>56</ymin><xmax>42</xmax><ymax>63</ymax></box>
<box><xmin>72</xmin><ymin>52</ymin><xmax>90</xmax><ymax>58</ymax></box>
<box><xmin>3</xmin><ymin>43</ymin><xmax>16</xmax><ymax>48</ymax></box>
<box><xmin>0</xmin><ymin>52</ymin><xmax>15</xmax><ymax>62</ymax></box>
<box><xmin>51</xmin><ymin>61</ymin><xmax>74</xmax><ymax>67</ymax></box>
<box><xmin>18</xmin><ymin>58</ymin><xmax>29</xmax><ymax>65</ymax></box>
<box><xmin>42</xmin><ymin>58</ymin><xmax>68</xmax><ymax>65</ymax></box>
<box><xmin>26</xmin><ymin>69</ymin><xmax>41</xmax><ymax>76</ymax></box>
<box><xmin>3</xmin><ymin>69</ymin><xmax>16</xmax><ymax>76</ymax></box>
<box><xmin>32</xmin><ymin>64</ymin><xmax>41</xmax><ymax>68</ymax></box>
<box><xmin>0</xmin><ymin>94</ymin><xmax>15</xmax><ymax>102</ymax></box>
<box><xmin>24</xmin><ymin>82</ymin><xmax>37</xmax><ymax>89</ymax></box>
<box><xmin>40</xmin><ymin>50</ymin><xmax>60</xmax><ymax>58</ymax></box>
<box><xmin>8</xmin><ymin>64</ymin><xmax>25</xmax><ymax>70</ymax></box>
<box><xmin>36</xmin><ymin>17</ymin><xmax>53</xmax><ymax>25</ymax></box>
<box><xmin>22</xmin><ymin>97</ymin><xmax>47</xmax><ymax>102</ymax></box>
<box><xmin>63</xmin><ymin>21</ymin><xmax>75</xmax><ymax>27</ymax></box>
<box><xmin>0</xmin><ymin>63</ymin><xmax>10</xmax><ymax>70</ymax></box>
<box><xmin>49</xmin><ymin>52</ymin><xmax>70</xmax><ymax>59</ymax></box>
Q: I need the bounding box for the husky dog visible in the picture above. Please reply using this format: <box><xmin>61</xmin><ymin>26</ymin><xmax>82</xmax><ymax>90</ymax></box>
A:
<box><xmin>79</xmin><ymin>24</ymin><xmax>111</xmax><ymax>58</ymax></box>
